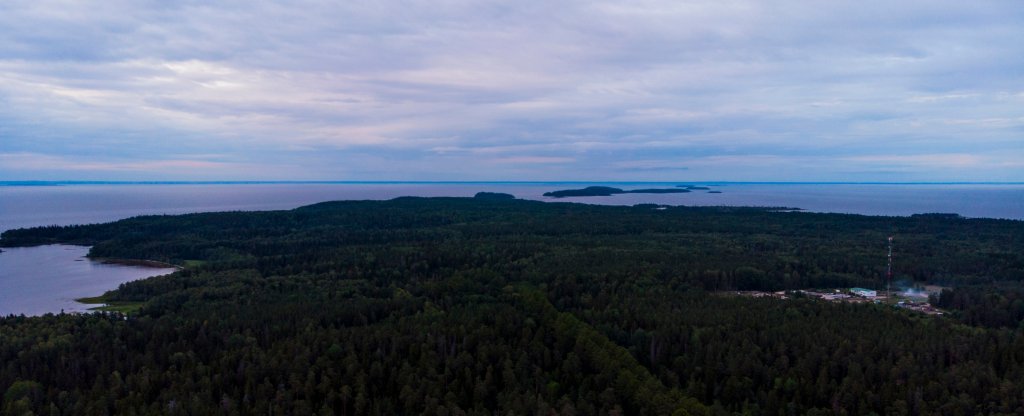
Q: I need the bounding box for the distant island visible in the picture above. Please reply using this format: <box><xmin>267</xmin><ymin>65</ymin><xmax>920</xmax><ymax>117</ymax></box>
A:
<box><xmin>473</xmin><ymin>191</ymin><xmax>516</xmax><ymax>200</ymax></box>
<box><xmin>543</xmin><ymin>186</ymin><xmax>690</xmax><ymax>198</ymax></box>
<box><xmin>677</xmin><ymin>185</ymin><xmax>711</xmax><ymax>190</ymax></box>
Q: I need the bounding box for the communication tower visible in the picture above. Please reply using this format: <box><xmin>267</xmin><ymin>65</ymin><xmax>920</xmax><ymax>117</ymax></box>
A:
<box><xmin>886</xmin><ymin>236</ymin><xmax>893</xmax><ymax>301</ymax></box>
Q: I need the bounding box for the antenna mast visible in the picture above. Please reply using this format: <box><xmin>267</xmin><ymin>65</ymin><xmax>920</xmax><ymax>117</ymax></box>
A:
<box><xmin>887</xmin><ymin>236</ymin><xmax>893</xmax><ymax>301</ymax></box>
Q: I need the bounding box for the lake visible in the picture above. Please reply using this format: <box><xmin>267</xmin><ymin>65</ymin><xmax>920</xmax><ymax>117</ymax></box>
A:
<box><xmin>0</xmin><ymin>245</ymin><xmax>176</xmax><ymax>316</ymax></box>
<box><xmin>1</xmin><ymin>182</ymin><xmax>1021</xmax><ymax>316</ymax></box>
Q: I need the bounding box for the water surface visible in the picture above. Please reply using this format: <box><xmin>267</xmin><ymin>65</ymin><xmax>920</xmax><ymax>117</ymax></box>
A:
<box><xmin>2</xmin><ymin>182</ymin><xmax>1021</xmax><ymax>234</ymax></box>
<box><xmin>0</xmin><ymin>245</ymin><xmax>176</xmax><ymax>316</ymax></box>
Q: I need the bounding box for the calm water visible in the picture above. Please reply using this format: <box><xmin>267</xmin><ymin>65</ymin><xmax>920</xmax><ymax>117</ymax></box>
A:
<box><xmin>0</xmin><ymin>245</ymin><xmax>176</xmax><ymax>316</ymax></box>
<box><xmin>1</xmin><ymin>182</ymin><xmax>1021</xmax><ymax>316</ymax></box>
<box><xmin>1</xmin><ymin>183</ymin><xmax>1022</xmax><ymax>233</ymax></box>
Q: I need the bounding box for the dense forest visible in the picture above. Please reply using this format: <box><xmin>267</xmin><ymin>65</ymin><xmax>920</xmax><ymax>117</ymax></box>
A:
<box><xmin>542</xmin><ymin>186</ymin><xmax>689</xmax><ymax>197</ymax></box>
<box><xmin>2</xmin><ymin>196</ymin><xmax>1024</xmax><ymax>415</ymax></box>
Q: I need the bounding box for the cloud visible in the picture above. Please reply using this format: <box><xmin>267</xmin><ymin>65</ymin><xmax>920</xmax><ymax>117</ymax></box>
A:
<box><xmin>0</xmin><ymin>152</ymin><xmax>269</xmax><ymax>179</ymax></box>
<box><xmin>0</xmin><ymin>0</ymin><xmax>1022</xmax><ymax>181</ymax></box>
<box><xmin>843</xmin><ymin>153</ymin><xmax>984</xmax><ymax>169</ymax></box>
<box><xmin>489</xmin><ymin>156</ymin><xmax>575</xmax><ymax>164</ymax></box>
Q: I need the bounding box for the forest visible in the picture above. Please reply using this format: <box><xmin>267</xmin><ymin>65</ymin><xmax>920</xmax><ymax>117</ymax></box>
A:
<box><xmin>2</xmin><ymin>196</ymin><xmax>1024</xmax><ymax>415</ymax></box>
<box><xmin>542</xmin><ymin>186</ymin><xmax>689</xmax><ymax>197</ymax></box>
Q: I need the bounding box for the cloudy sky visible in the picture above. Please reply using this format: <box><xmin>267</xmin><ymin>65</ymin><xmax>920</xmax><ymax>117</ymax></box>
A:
<box><xmin>1</xmin><ymin>1</ymin><xmax>1022</xmax><ymax>181</ymax></box>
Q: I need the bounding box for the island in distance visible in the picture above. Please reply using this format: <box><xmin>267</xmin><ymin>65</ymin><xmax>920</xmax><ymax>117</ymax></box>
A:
<box><xmin>543</xmin><ymin>185</ymin><xmax>721</xmax><ymax>198</ymax></box>
<box><xmin>543</xmin><ymin>186</ymin><xmax>688</xmax><ymax>198</ymax></box>
<box><xmin>473</xmin><ymin>191</ymin><xmax>516</xmax><ymax>200</ymax></box>
<box><xmin>678</xmin><ymin>185</ymin><xmax>723</xmax><ymax>193</ymax></box>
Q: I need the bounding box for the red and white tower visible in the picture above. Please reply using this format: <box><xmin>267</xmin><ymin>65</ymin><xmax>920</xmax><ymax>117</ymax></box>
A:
<box><xmin>886</xmin><ymin>236</ymin><xmax>894</xmax><ymax>300</ymax></box>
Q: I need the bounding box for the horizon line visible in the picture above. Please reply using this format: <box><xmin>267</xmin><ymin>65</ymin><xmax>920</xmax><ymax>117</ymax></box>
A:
<box><xmin>3</xmin><ymin>180</ymin><xmax>1024</xmax><ymax>186</ymax></box>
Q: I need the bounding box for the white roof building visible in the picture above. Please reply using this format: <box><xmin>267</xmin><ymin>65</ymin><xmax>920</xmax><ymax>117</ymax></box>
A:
<box><xmin>850</xmin><ymin>288</ymin><xmax>877</xmax><ymax>297</ymax></box>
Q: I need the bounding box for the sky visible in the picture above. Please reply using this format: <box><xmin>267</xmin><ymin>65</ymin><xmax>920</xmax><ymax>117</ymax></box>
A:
<box><xmin>1</xmin><ymin>1</ymin><xmax>1022</xmax><ymax>182</ymax></box>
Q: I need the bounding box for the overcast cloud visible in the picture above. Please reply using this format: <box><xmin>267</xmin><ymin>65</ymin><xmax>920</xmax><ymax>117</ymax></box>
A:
<box><xmin>1</xmin><ymin>0</ymin><xmax>1022</xmax><ymax>181</ymax></box>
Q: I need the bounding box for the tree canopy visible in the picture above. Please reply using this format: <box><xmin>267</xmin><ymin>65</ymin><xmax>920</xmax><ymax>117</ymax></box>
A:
<box><xmin>2</xmin><ymin>197</ymin><xmax>1023</xmax><ymax>415</ymax></box>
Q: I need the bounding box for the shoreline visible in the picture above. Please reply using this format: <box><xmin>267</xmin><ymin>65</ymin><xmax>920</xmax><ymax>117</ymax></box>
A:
<box><xmin>92</xmin><ymin>257</ymin><xmax>182</xmax><ymax>270</ymax></box>
<box><xmin>0</xmin><ymin>245</ymin><xmax>175</xmax><ymax>316</ymax></box>
<box><xmin>78</xmin><ymin>257</ymin><xmax>179</xmax><ymax>313</ymax></box>
<box><xmin>75</xmin><ymin>295</ymin><xmax>144</xmax><ymax>314</ymax></box>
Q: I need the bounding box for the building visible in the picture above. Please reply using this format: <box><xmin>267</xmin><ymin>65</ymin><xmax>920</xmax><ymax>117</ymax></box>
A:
<box><xmin>821</xmin><ymin>293</ymin><xmax>850</xmax><ymax>301</ymax></box>
<box><xmin>850</xmin><ymin>288</ymin><xmax>877</xmax><ymax>297</ymax></box>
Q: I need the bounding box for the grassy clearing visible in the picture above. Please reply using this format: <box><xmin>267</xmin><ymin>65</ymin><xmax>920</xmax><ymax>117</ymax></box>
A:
<box><xmin>183</xmin><ymin>259</ymin><xmax>207</xmax><ymax>268</ymax></box>
<box><xmin>75</xmin><ymin>295</ymin><xmax>144</xmax><ymax>313</ymax></box>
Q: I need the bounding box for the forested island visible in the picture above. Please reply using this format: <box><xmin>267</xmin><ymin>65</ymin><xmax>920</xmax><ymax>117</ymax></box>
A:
<box><xmin>543</xmin><ymin>186</ymin><xmax>690</xmax><ymax>198</ymax></box>
<box><xmin>473</xmin><ymin>192</ymin><xmax>516</xmax><ymax>200</ymax></box>
<box><xmin>2</xmin><ymin>197</ymin><xmax>1024</xmax><ymax>415</ymax></box>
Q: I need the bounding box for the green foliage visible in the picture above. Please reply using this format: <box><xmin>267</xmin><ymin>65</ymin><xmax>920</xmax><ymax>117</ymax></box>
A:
<box><xmin>931</xmin><ymin>283</ymin><xmax>1024</xmax><ymax>328</ymax></box>
<box><xmin>1</xmin><ymin>197</ymin><xmax>1023</xmax><ymax>414</ymax></box>
<box><xmin>75</xmin><ymin>295</ymin><xmax>144</xmax><ymax>314</ymax></box>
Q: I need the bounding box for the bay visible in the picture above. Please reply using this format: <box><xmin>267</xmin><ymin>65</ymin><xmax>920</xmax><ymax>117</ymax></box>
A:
<box><xmin>0</xmin><ymin>245</ymin><xmax>176</xmax><ymax>316</ymax></box>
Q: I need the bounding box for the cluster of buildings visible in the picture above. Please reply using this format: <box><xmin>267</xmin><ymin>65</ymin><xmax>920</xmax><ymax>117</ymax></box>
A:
<box><xmin>731</xmin><ymin>286</ymin><xmax>945</xmax><ymax>316</ymax></box>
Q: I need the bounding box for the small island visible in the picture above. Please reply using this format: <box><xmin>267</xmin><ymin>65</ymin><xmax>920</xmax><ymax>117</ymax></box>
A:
<box><xmin>543</xmin><ymin>186</ymin><xmax>690</xmax><ymax>198</ymax></box>
<box><xmin>474</xmin><ymin>191</ymin><xmax>516</xmax><ymax>200</ymax></box>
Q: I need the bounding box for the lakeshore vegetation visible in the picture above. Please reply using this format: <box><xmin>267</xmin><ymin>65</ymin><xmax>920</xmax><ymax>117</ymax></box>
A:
<box><xmin>2</xmin><ymin>196</ymin><xmax>1023</xmax><ymax>415</ymax></box>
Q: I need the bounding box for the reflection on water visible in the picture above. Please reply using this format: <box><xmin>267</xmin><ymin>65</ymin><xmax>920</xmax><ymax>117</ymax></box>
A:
<box><xmin>0</xmin><ymin>245</ymin><xmax>176</xmax><ymax>316</ymax></box>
